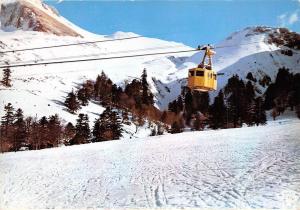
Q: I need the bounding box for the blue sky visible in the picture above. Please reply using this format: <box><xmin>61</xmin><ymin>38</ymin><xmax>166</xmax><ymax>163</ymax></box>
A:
<box><xmin>47</xmin><ymin>0</ymin><xmax>300</xmax><ymax>46</ymax></box>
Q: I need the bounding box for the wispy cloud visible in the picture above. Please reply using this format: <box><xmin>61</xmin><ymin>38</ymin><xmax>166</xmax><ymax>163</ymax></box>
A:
<box><xmin>278</xmin><ymin>11</ymin><xmax>299</xmax><ymax>26</ymax></box>
<box><xmin>277</xmin><ymin>0</ymin><xmax>300</xmax><ymax>27</ymax></box>
<box><xmin>289</xmin><ymin>12</ymin><xmax>299</xmax><ymax>24</ymax></box>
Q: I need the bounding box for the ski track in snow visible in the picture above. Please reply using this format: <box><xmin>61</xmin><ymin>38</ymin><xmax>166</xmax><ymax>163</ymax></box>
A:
<box><xmin>0</xmin><ymin>119</ymin><xmax>300</xmax><ymax>209</ymax></box>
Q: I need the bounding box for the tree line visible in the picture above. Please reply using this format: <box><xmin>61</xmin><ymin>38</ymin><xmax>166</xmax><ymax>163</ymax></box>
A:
<box><xmin>166</xmin><ymin>67</ymin><xmax>300</xmax><ymax>133</ymax></box>
<box><xmin>166</xmin><ymin>76</ymin><xmax>267</xmax><ymax>133</ymax></box>
<box><xmin>64</xmin><ymin>69</ymin><xmax>155</xmax><ymax>116</ymax></box>
<box><xmin>1</xmin><ymin>67</ymin><xmax>298</xmax><ymax>153</ymax></box>
<box><xmin>0</xmin><ymin>103</ymin><xmax>126</xmax><ymax>152</ymax></box>
<box><xmin>264</xmin><ymin>67</ymin><xmax>300</xmax><ymax>119</ymax></box>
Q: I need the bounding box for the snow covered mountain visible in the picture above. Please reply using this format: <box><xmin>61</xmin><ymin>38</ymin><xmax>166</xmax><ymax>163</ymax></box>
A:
<box><xmin>0</xmin><ymin>0</ymin><xmax>299</xmax><ymax>128</ymax></box>
<box><xmin>0</xmin><ymin>0</ymin><xmax>85</xmax><ymax>36</ymax></box>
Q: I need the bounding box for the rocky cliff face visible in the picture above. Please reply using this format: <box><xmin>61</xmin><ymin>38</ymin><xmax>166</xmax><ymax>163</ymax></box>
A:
<box><xmin>0</xmin><ymin>0</ymin><xmax>81</xmax><ymax>37</ymax></box>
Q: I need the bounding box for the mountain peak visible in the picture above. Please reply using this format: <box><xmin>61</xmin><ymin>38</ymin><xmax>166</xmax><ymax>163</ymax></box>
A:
<box><xmin>0</xmin><ymin>0</ymin><xmax>82</xmax><ymax>37</ymax></box>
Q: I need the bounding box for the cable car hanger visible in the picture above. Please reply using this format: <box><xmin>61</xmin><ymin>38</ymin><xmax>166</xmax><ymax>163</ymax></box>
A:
<box><xmin>188</xmin><ymin>44</ymin><xmax>218</xmax><ymax>92</ymax></box>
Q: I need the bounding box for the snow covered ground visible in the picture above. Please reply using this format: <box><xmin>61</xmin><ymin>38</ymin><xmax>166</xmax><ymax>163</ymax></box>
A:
<box><xmin>0</xmin><ymin>119</ymin><xmax>299</xmax><ymax>209</ymax></box>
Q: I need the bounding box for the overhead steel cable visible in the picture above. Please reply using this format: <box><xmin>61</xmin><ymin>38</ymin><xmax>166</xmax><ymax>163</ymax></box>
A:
<box><xmin>0</xmin><ymin>48</ymin><xmax>199</xmax><ymax>69</ymax></box>
<box><xmin>0</xmin><ymin>36</ymin><xmax>142</xmax><ymax>54</ymax></box>
<box><xmin>0</xmin><ymin>41</ymin><xmax>263</xmax><ymax>69</ymax></box>
<box><xmin>1</xmin><ymin>44</ymin><xmax>188</xmax><ymax>66</ymax></box>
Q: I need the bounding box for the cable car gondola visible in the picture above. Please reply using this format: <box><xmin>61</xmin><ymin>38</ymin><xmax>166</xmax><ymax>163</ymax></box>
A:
<box><xmin>188</xmin><ymin>45</ymin><xmax>217</xmax><ymax>92</ymax></box>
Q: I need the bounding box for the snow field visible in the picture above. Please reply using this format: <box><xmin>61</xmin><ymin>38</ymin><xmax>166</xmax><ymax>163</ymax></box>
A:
<box><xmin>0</xmin><ymin>119</ymin><xmax>299</xmax><ymax>209</ymax></box>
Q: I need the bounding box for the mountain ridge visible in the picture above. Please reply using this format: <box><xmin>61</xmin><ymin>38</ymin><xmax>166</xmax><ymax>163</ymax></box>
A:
<box><xmin>0</xmin><ymin>0</ymin><xmax>299</xmax><ymax>128</ymax></box>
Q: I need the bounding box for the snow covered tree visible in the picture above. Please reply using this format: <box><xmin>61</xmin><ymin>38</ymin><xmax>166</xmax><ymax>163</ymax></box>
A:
<box><xmin>1</xmin><ymin>66</ymin><xmax>11</xmax><ymax>87</ymax></box>
<box><xmin>64</xmin><ymin>90</ymin><xmax>80</xmax><ymax>114</ymax></box>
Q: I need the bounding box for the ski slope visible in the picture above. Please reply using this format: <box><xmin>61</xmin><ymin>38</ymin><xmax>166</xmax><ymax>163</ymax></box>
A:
<box><xmin>1</xmin><ymin>119</ymin><xmax>299</xmax><ymax>209</ymax></box>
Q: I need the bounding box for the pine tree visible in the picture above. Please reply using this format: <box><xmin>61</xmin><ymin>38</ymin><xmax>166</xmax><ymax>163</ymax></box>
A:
<box><xmin>1</xmin><ymin>67</ymin><xmax>12</xmax><ymax>87</ymax></box>
<box><xmin>254</xmin><ymin>97</ymin><xmax>267</xmax><ymax>125</ymax></box>
<box><xmin>77</xmin><ymin>87</ymin><xmax>89</xmax><ymax>106</ymax></box>
<box><xmin>30</xmin><ymin>117</ymin><xmax>40</xmax><ymax>150</ymax></box>
<box><xmin>48</xmin><ymin>114</ymin><xmax>62</xmax><ymax>147</ymax></box>
<box><xmin>209</xmin><ymin>90</ymin><xmax>226</xmax><ymax>129</ymax></box>
<box><xmin>65</xmin><ymin>90</ymin><xmax>80</xmax><ymax>113</ymax></box>
<box><xmin>296</xmin><ymin>104</ymin><xmax>300</xmax><ymax>119</ymax></box>
<box><xmin>157</xmin><ymin>122</ymin><xmax>165</xmax><ymax>135</ymax></box>
<box><xmin>192</xmin><ymin>113</ymin><xmax>204</xmax><ymax>131</ymax></box>
<box><xmin>244</xmin><ymin>81</ymin><xmax>256</xmax><ymax>126</ymax></box>
<box><xmin>110</xmin><ymin>109</ymin><xmax>123</xmax><ymax>140</ymax></box>
<box><xmin>150</xmin><ymin>127</ymin><xmax>157</xmax><ymax>136</ymax></box>
<box><xmin>71</xmin><ymin>114</ymin><xmax>90</xmax><ymax>145</ymax></box>
<box><xmin>94</xmin><ymin>72</ymin><xmax>107</xmax><ymax>99</ymax></box>
<box><xmin>125</xmin><ymin>79</ymin><xmax>143</xmax><ymax>109</ymax></box>
<box><xmin>39</xmin><ymin>116</ymin><xmax>49</xmax><ymax>148</ymax></box>
<box><xmin>177</xmin><ymin>96</ymin><xmax>184</xmax><ymax>113</ymax></box>
<box><xmin>224</xmin><ymin>75</ymin><xmax>246</xmax><ymax>127</ymax></box>
<box><xmin>1</xmin><ymin>103</ymin><xmax>15</xmax><ymax>138</ymax></box>
<box><xmin>160</xmin><ymin>111</ymin><xmax>167</xmax><ymax>123</ymax></box>
<box><xmin>193</xmin><ymin>92</ymin><xmax>209</xmax><ymax>114</ymax></box>
<box><xmin>246</xmin><ymin>72</ymin><xmax>256</xmax><ymax>82</ymax></box>
<box><xmin>184</xmin><ymin>89</ymin><xmax>193</xmax><ymax>125</ymax></box>
<box><xmin>92</xmin><ymin>118</ymin><xmax>103</xmax><ymax>142</ymax></box>
<box><xmin>13</xmin><ymin>108</ymin><xmax>26</xmax><ymax>151</ymax></box>
<box><xmin>170</xmin><ymin>121</ymin><xmax>183</xmax><ymax>134</ymax></box>
<box><xmin>64</xmin><ymin>122</ymin><xmax>75</xmax><ymax>142</ymax></box>
<box><xmin>245</xmin><ymin>100</ymin><xmax>256</xmax><ymax>126</ymax></box>
<box><xmin>121</xmin><ymin>110</ymin><xmax>130</xmax><ymax>125</ymax></box>
<box><xmin>141</xmin><ymin>68</ymin><xmax>154</xmax><ymax>105</ymax></box>
<box><xmin>93</xmin><ymin>107</ymin><xmax>122</xmax><ymax>142</ymax></box>
<box><xmin>94</xmin><ymin>71</ymin><xmax>113</xmax><ymax>104</ymax></box>
<box><xmin>82</xmin><ymin>80</ymin><xmax>94</xmax><ymax>99</ymax></box>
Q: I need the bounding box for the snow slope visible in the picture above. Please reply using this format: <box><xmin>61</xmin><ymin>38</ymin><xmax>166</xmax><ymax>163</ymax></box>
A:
<box><xmin>0</xmin><ymin>0</ymin><xmax>299</xmax><ymax>127</ymax></box>
<box><xmin>0</xmin><ymin>29</ymin><xmax>191</xmax><ymax>124</ymax></box>
<box><xmin>0</xmin><ymin>119</ymin><xmax>299</xmax><ymax>209</ymax></box>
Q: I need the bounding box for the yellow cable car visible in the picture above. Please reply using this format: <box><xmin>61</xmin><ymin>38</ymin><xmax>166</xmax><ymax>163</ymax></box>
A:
<box><xmin>188</xmin><ymin>45</ymin><xmax>217</xmax><ymax>92</ymax></box>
